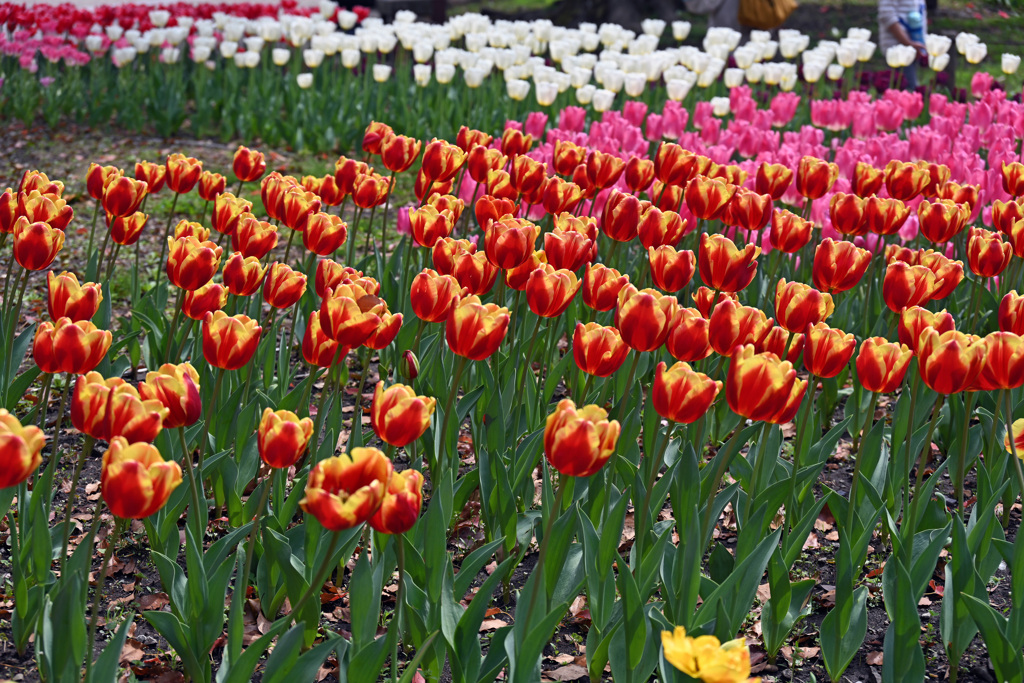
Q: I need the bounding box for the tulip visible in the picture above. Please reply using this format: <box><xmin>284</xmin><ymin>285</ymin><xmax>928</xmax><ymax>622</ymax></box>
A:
<box><xmin>139</xmin><ymin>363</ymin><xmax>202</xmax><ymax>429</ymax></box>
<box><xmin>510</xmin><ymin>155</ymin><xmax>547</xmax><ymax>198</ymax></box>
<box><xmin>70</xmin><ymin>373</ymin><xmax>121</xmax><ymax>440</ymax></box>
<box><xmin>916</xmin><ymin>161</ymin><xmax>951</xmax><ymax>198</ymax></box>
<box><xmin>134</xmin><ymin>161</ymin><xmax>166</xmax><ymax>194</ymax></box>
<box><xmin>456</xmin><ymin>126</ymin><xmax>492</xmax><ymax>153</ymax></box>
<box><xmin>898</xmin><ymin>306</ymin><xmax>956</xmax><ymax>349</ymax></box>
<box><xmin>1000</xmin><ymin>291</ymin><xmax>1024</xmax><ymax>335</ymax></box>
<box><xmin>625</xmin><ymin>157</ymin><xmax>655</xmax><ymax>194</ymax></box>
<box><xmin>166</xmin><ymin>153</ymin><xmax>203</xmax><ymax>195</ymax></box>
<box><xmin>334</xmin><ymin>158</ymin><xmax>371</xmax><ymax>196</ymax></box>
<box><xmin>852</xmin><ymin>161</ymin><xmax>885</xmax><ymax>197</ymax></box>
<box><xmin>486</xmin><ymin>169</ymin><xmax>517</xmax><ymax>202</ymax></box>
<box><xmin>453</xmin><ymin>250</ymin><xmax>499</xmax><ymax>295</ymax></box>
<box><xmin>967</xmin><ymin>227</ymin><xmax>1012</xmax><ymax>278</ymax></box>
<box><xmin>655</xmin><ymin>144</ymin><xmax>706</xmax><ymax>187</ymax></box>
<box><xmin>504</xmin><ymin>250</ymin><xmax>546</xmax><ymax>291</ymax></box>
<box><xmin>101</xmin><ymin>438</ymin><xmax>182</xmax><ymax>518</ymax></box>
<box><xmin>708</xmin><ymin>299</ymin><xmax>774</xmax><ymax>356</ymax></box>
<box><xmin>301</xmin><ymin>447</ymin><xmax>393</xmax><ymax>530</ymax></box>
<box><xmin>87</xmin><ymin>163</ymin><xmax>122</xmax><ymax>200</ymax></box>
<box><xmin>698</xmin><ymin>233</ymin><xmax>760</xmax><ymax>293</ymax></box>
<box><xmin>261</xmin><ymin>173</ymin><xmax>294</xmax><ymax>221</ymax></box>
<box><xmin>320</xmin><ymin>283</ymin><xmax>385</xmax><ymax>347</ymax></box>
<box><xmin>661</xmin><ymin>307</ymin><xmax>711</xmax><ymax>362</ymax></box>
<box><xmin>182</xmin><ymin>282</ymin><xmax>227</xmax><ymax>320</ymax></box>
<box><xmin>445</xmin><ymin>295</ymin><xmax>510</xmax><ymax>361</ymax></box>
<box><xmin>582</xmin><ymin>263</ymin><xmax>629</xmax><ymax>312</ymax></box>
<box><xmin>101</xmin><ymin>176</ymin><xmax>148</xmax><ymax>217</ymax></box>
<box><xmin>770</xmin><ymin>209</ymin><xmax>813</xmax><ymax>253</ymax></box>
<box><xmin>804</xmin><ymin>323</ymin><xmax>856</xmax><ymax>378</ymax></box>
<box><xmin>370</xmin><ymin>382</ymin><xmax>436</xmax><ymax>447</ymax></box>
<box><xmin>369</xmin><ymin>469</ymin><xmax>425</xmax><ymax>534</ymax></box>
<box><xmin>101</xmin><ymin>383</ymin><xmax>169</xmax><ymax>444</ymax></box>
<box><xmin>692</xmin><ymin>287</ymin><xmax>738</xmax><ymax>318</ymax></box>
<box><xmin>541</xmin><ymin>177</ymin><xmax>584</xmax><ymax>216</ymax></box>
<box><xmin>166</xmin><ymin>236</ymin><xmax>222</xmax><ymax>291</ymax></box>
<box><xmin>916</xmin><ymin>329</ymin><xmax>985</xmax><ymax>395</ymax></box>
<box><xmin>773</xmin><ymin>279</ymin><xmax>834</xmax><ymax>333</ymax></box>
<box><xmin>1005</xmin><ymin>419</ymin><xmax>1024</xmax><ymax>456</ymax></box>
<box><xmin>0</xmin><ymin>409</ymin><xmax>45</xmax><ymax>489</ymax></box>
<box><xmin>13</xmin><ymin>218</ymin><xmax>64</xmax><ymax>271</ymax></box>
<box><xmin>812</xmin><ymin>238</ymin><xmax>872</xmax><ymax>294</ymax></box>
<box><xmin>223</xmin><ymin>253</ymin><xmax>267</xmax><ymax>297</ymax></box>
<box><xmin>829</xmin><ymin>193</ymin><xmax>866</xmax><ymax>236</ymax></box>
<box><xmin>258</xmin><ymin>408</ymin><xmax>314</xmax><ymax>469</ymax></box>
<box><xmin>432</xmin><ymin>237</ymin><xmax>476</xmax><ymax>277</ymax></box>
<box><xmin>474</xmin><ymin>195</ymin><xmax>516</xmax><ymax>232</ymax></box>
<box><xmin>281</xmin><ymin>187</ymin><xmax>323</xmax><ymax>232</ymax></box>
<box><xmin>638</xmin><ymin>207</ymin><xmax>688</xmax><ymax>249</ymax></box>
<box><xmin>409</xmin><ymin>204</ymin><xmax>455</xmax><ymax>248</ymax></box>
<box><xmin>973</xmin><ymin>332</ymin><xmax>1024</xmax><ymax>392</ymax></box>
<box><xmin>726</xmin><ymin>345</ymin><xmax>807</xmax><ymax>424</ymax></box>
<box><xmin>173</xmin><ymin>220</ymin><xmax>211</xmax><ymax>242</ymax></box>
<box><xmin>233</xmin><ymin>146</ymin><xmax>266</xmax><ymax>183</ymax></box>
<box><xmin>544</xmin><ymin>399</ymin><xmax>621</xmax><ymax>478</ymax></box>
<box><xmin>863</xmin><ymin>196</ymin><xmax>910</xmax><ymax>236</ymax></box>
<box><xmin>47</xmin><ymin>271</ymin><xmax>101</xmax><ymax>322</ymax></box>
<box><xmin>467</xmin><ymin>148</ymin><xmax>508</xmax><ymax>185</ymax></box>
<box><xmin>197</xmin><ymin>171</ymin><xmax>226</xmax><ymax>202</ymax></box>
<box><xmin>646</xmin><ymin>246</ymin><xmax>696</xmax><ymax>293</ymax></box>
<box><xmin>652</xmin><ymin>361</ymin><xmax>722</xmax><ymax>424</ymax></box>
<box><xmin>425</xmin><ymin>194</ymin><xmax>465</xmax><ymax>225</ymax></box>
<box><xmin>420</xmin><ymin>138</ymin><xmax>466</xmax><ymax>192</ymax></box>
<box><xmin>545</xmin><ymin>225</ymin><xmax>596</xmax><ymax>274</ymax></box>
<box><xmin>918</xmin><ymin>199</ymin><xmax>969</xmax><ymax>244</ymax></box>
<box><xmin>615</xmin><ymin>285</ymin><xmax>679</xmax><ymax>352</ymax></box>
<box><xmin>709</xmin><ymin>164</ymin><xmax>747</xmax><ymax>186</ymax></box>
<box><xmin>303</xmin><ymin>311</ymin><xmax>343</xmax><ymax>368</ymax></box>
<box><xmin>722</xmin><ymin>190</ymin><xmax>772</xmax><ymax>236</ymax></box>
<box><xmin>410</xmin><ymin>269</ymin><xmax>463</xmax><ymax>323</ymax></box>
<box><xmin>684</xmin><ymin>176</ymin><xmax>736</xmax><ymax>221</ymax></box>
<box><xmin>883</xmin><ymin>160</ymin><xmax>929</xmax><ymax>201</ymax></box>
<box><xmin>315</xmin><ymin>175</ymin><xmax>345</xmax><ymax>207</ymax></box>
<box><xmin>796</xmin><ymin>156</ymin><xmax>839</xmax><ymax>200</ymax></box>
<box><xmin>881</xmin><ymin>261</ymin><xmax>941</xmax><ymax>313</ymax></box>
<box><xmin>484</xmin><ymin>215</ymin><xmax>538</xmax><ymax>269</ymax></box>
<box><xmin>302</xmin><ymin>212</ymin><xmax>348</xmax><ymax>256</ymax></box>
<box><xmin>661</xmin><ymin>627</ymin><xmax>755</xmax><ymax>682</ymax></box>
<box><xmin>601</xmin><ymin>189</ymin><xmax>644</xmax><ymax>242</ymax></box>
<box><xmin>261</xmin><ymin>262</ymin><xmax>306</xmax><ymax>310</ymax></box>
<box><xmin>18</xmin><ymin>190</ymin><xmax>73</xmax><ymax>232</ymax></box>
<box><xmin>19</xmin><ymin>170</ymin><xmax>63</xmax><ymax>196</ymax></box>
<box><xmin>526</xmin><ymin>265</ymin><xmax>581</xmax><ymax>318</ymax></box>
<box><xmin>109</xmin><ymin>212</ymin><xmax>148</xmax><ymax>246</ymax></box>
<box><xmin>585</xmin><ymin>149</ymin><xmax>626</xmax><ymax>195</ymax></box>
<box><xmin>917</xmin><ymin>250</ymin><xmax>964</xmax><ymax>300</ymax></box>
<box><xmin>500</xmin><ymin>127</ymin><xmax>533</xmax><ymax>159</ymax></box>
<box><xmin>1002</xmin><ymin>161</ymin><xmax>1024</xmax><ymax>197</ymax></box>
<box><xmin>572</xmin><ymin>322</ymin><xmax>630</xmax><ymax>377</ymax></box>
<box><xmin>202</xmin><ymin>312</ymin><xmax>262</xmax><ymax>371</ymax></box>
<box><xmin>232</xmin><ymin>214</ymin><xmax>278</xmax><ymax>259</ymax></box>
<box><xmin>755</xmin><ymin>162</ymin><xmax>794</xmax><ymax>200</ymax></box>
<box><xmin>364</xmin><ymin>311</ymin><xmax>403</xmax><ymax>351</ymax></box>
<box><xmin>992</xmin><ymin>200</ymin><xmax>1024</xmax><ymax>235</ymax></box>
<box><xmin>212</xmin><ymin>192</ymin><xmax>253</xmax><ymax>237</ymax></box>
<box><xmin>29</xmin><ymin>316</ymin><xmax>104</xmax><ymax>376</ymax></box>
<box><xmin>936</xmin><ymin>181</ymin><xmax>979</xmax><ymax>210</ymax></box>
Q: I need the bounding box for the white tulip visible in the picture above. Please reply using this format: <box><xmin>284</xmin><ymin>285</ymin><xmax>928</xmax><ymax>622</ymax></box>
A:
<box><xmin>858</xmin><ymin>40</ymin><xmax>876</xmax><ymax>62</ymax></box>
<box><xmin>342</xmin><ymin>49</ymin><xmax>360</xmax><ymax>69</ymax></box>
<box><xmin>641</xmin><ymin>18</ymin><xmax>666</xmax><ymax>38</ymax></box>
<box><xmin>762</xmin><ymin>62</ymin><xmax>782</xmax><ymax>85</ymax></box>
<box><xmin>85</xmin><ymin>35</ymin><xmax>104</xmax><ymax>52</ymax></box>
<box><xmin>507</xmin><ymin>78</ymin><xmax>530</xmax><ymax>100</ymax></box>
<box><xmin>926</xmin><ymin>34</ymin><xmax>952</xmax><ymax>57</ymax></box>
<box><xmin>378</xmin><ymin>35</ymin><xmax>398</xmax><ymax>54</ymax></box>
<box><xmin>929</xmin><ymin>53</ymin><xmax>950</xmax><ymax>71</ymax></box>
<box><xmin>847</xmin><ymin>27</ymin><xmax>871</xmax><ymax>41</ymax></box>
<box><xmin>105</xmin><ymin>24</ymin><xmax>123</xmax><ymax>42</ymax></box>
<box><xmin>413</xmin><ymin>64</ymin><xmax>432</xmax><ymax>86</ymax></box>
<box><xmin>666</xmin><ymin>78</ymin><xmax>691</xmax><ymax>101</ymax></box>
<box><xmin>885</xmin><ymin>45</ymin><xmax>904</xmax><ymax>68</ymax></box>
<box><xmin>575</xmin><ymin>83</ymin><xmax>596</xmax><ymax>104</ymax></box>
<box><xmin>245</xmin><ymin>37</ymin><xmax>265</xmax><ymax>54</ymax></box>
<box><xmin>161</xmin><ymin>47</ymin><xmax>181</xmax><ymax>64</ymax></box>
<box><xmin>149</xmin><ymin>10</ymin><xmax>170</xmax><ymax>28</ymax></box>
<box><xmin>955</xmin><ymin>32</ymin><xmax>979</xmax><ymax>55</ymax></box>
<box><xmin>780</xmin><ymin>71</ymin><xmax>798</xmax><ymax>91</ymax></box>
<box><xmin>395</xmin><ymin>9</ymin><xmax>417</xmax><ymax>23</ymax></box>
<box><xmin>192</xmin><ymin>45</ymin><xmax>212</xmax><ymax>62</ymax></box>
<box><xmin>464</xmin><ymin>67</ymin><xmax>486</xmax><ymax>87</ymax></box>
<box><xmin>670</xmin><ymin>21</ymin><xmax>690</xmax><ymax>42</ymax></box>
<box><xmin>372</xmin><ymin>64</ymin><xmax>392</xmax><ymax>82</ymax></box>
<box><xmin>1003</xmin><ymin>53</ymin><xmax>1021</xmax><ymax>74</ymax></box>
<box><xmin>836</xmin><ymin>45</ymin><xmax>857</xmax><ymax>68</ymax></box>
<box><xmin>220</xmin><ymin>41</ymin><xmax>238</xmax><ymax>59</ymax></box>
<box><xmin>111</xmin><ymin>47</ymin><xmax>136</xmax><ymax>67</ymax></box>
<box><xmin>624</xmin><ymin>72</ymin><xmax>646</xmax><ymax>96</ymax></box>
<box><xmin>337</xmin><ymin>10</ymin><xmax>357</xmax><ymax>30</ymax></box>
<box><xmin>724</xmin><ymin>67</ymin><xmax>744</xmax><ymax>88</ymax></box>
<box><xmin>304</xmin><ymin>49</ymin><xmax>324</xmax><ymax>68</ymax></box>
<box><xmin>745</xmin><ymin>63</ymin><xmax>764</xmax><ymax>83</ymax></box>
<box><xmin>966</xmin><ymin>42</ymin><xmax>987</xmax><ymax>64</ymax></box>
<box><xmin>436</xmin><ymin>63</ymin><xmax>456</xmax><ymax>83</ymax></box>
<box><xmin>592</xmin><ymin>88</ymin><xmax>615</xmax><ymax>112</ymax></box>
<box><xmin>272</xmin><ymin>48</ymin><xmax>291</xmax><ymax>66</ymax></box>
<box><xmin>710</xmin><ymin>96</ymin><xmax>730</xmax><ymax>116</ymax></box>
<box><xmin>413</xmin><ymin>42</ymin><xmax>434</xmax><ymax>63</ymax></box>
<box><xmin>319</xmin><ymin>0</ymin><xmax>339</xmax><ymax>18</ymax></box>
<box><xmin>233</xmin><ymin>52</ymin><xmax>248</xmax><ymax>68</ymax></box>
<box><xmin>132</xmin><ymin>37</ymin><xmax>150</xmax><ymax>54</ymax></box>
<box><xmin>297</xmin><ymin>73</ymin><xmax>314</xmax><ymax>88</ymax></box>
<box><xmin>827</xmin><ymin>63</ymin><xmax>844</xmax><ymax>80</ymax></box>
<box><xmin>223</xmin><ymin>22</ymin><xmax>245</xmax><ymax>42</ymax></box>
<box><xmin>536</xmin><ymin>81</ymin><xmax>558</xmax><ymax>106</ymax></box>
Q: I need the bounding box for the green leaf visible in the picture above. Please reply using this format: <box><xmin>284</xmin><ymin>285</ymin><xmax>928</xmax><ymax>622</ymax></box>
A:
<box><xmin>820</xmin><ymin>586</ymin><xmax>868</xmax><ymax>683</ymax></box>
<box><xmin>89</xmin><ymin>612</ymin><xmax>135</xmax><ymax>683</ymax></box>
<box><xmin>962</xmin><ymin>594</ymin><xmax>1024</xmax><ymax>683</ymax></box>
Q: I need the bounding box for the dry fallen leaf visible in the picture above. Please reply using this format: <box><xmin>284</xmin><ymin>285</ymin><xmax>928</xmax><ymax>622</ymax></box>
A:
<box><xmin>119</xmin><ymin>637</ymin><xmax>146</xmax><ymax>665</ymax></box>
<box><xmin>544</xmin><ymin>664</ymin><xmax>588</xmax><ymax>681</ymax></box>
<box><xmin>479</xmin><ymin>619</ymin><xmax>507</xmax><ymax>632</ymax></box>
<box><xmin>867</xmin><ymin>651</ymin><xmax>884</xmax><ymax>666</ymax></box>
<box><xmin>756</xmin><ymin>583</ymin><xmax>771</xmax><ymax>603</ymax></box>
<box><xmin>139</xmin><ymin>593</ymin><xmax>170</xmax><ymax>611</ymax></box>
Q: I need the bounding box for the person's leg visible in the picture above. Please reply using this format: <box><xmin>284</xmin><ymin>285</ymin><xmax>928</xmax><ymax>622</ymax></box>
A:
<box><xmin>903</xmin><ymin>61</ymin><xmax>919</xmax><ymax>90</ymax></box>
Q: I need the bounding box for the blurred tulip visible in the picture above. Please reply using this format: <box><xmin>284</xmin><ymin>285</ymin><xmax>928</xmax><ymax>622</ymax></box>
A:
<box><xmin>456</xmin><ymin>126</ymin><xmax>493</xmax><ymax>153</ymax></box>
<box><xmin>615</xmin><ymin>285</ymin><xmax>679</xmax><ymax>352</ymax></box>
<box><xmin>1005</xmin><ymin>419</ymin><xmax>1024</xmax><ymax>456</ymax></box>
<box><xmin>432</xmin><ymin>237</ymin><xmax>476</xmax><ymax>276</ymax></box>
<box><xmin>197</xmin><ymin>171</ymin><xmax>226</xmax><ymax>202</ymax></box>
<box><xmin>583</xmin><ymin>263</ymin><xmax>629</xmax><ymax>311</ymax></box>
<box><xmin>500</xmin><ymin>127</ymin><xmax>533</xmax><ymax>158</ymax></box>
<box><xmin>223</xmin><ymin>253</ymin><xmax>268</xmax><ymax>297</ymax></box>
<box><xmin>212</xmin><ymin>192</ymin><xmax>253</xmax><ymax>237</ymax></box>
<box><xmin>139</xmin><ymin>362</ymin><xmax>202</xmax><ymax>429</ymax></box>
<box><xmin>101</xmin><ymin>437</ymin><xmax>182</xmax><ymax>518</ymax></box>
<box><xmin>992</xmin><ymin>200</ymin><xmax>1024</xmax><ymax>235</ymax></box>
<box><xmin>755</xmin><ymin>162</ymin><xmax>794</xmax><ymax>200</ymax></box>
<box><xmin>301</xmin><ymin>448</ymin><xmax>393</xmax><ymax>530</ymax></box>
<box><xmin>371</xmin><ymin>382</ymin><xmax>436</xmax><ymax>447</ymax></box>
<box><xmin>655</xmin><ymin>144</ymin><xmax>707</xmax><ymax>187</ymax></box>
<box><xmin>202</xmin><ymin>312</ymin><xmax>262</xmax><ymax>371</ymax></box>
<box><xmin>685</xmin><ymin>176</ymin><xmax>736</xmax><ymax>221</ymax></box>
<box><xmin>182</xmin><ymin>282</ymin><xmax>227</xmax><ymax>320</ymax></box>
<box><xmin>1000</xmin><ymin>291</ymin><xmax>1024</xmax><ymax>335</ymax></box>
<box><xmin>661</xmin><ymin>627</ymin><xmax>755</xmax><ymax>682</ymax></box>
<box><xmin>653</xmin><ymin>361</ymin><xmax>722</xmax><ymax>424</ymax></box>
<box><xmin>812</xmin><ymin>238</ymin><xmax>871</xmax><ymax>294</ymax></box>
<box><xmin>410</xmin><ymin>268</ymin><xmax>463</xmax><ymax>323</ymax></box>
<box><xmin>648</xmin><ymin>246</ymin><xmax>696</xmax><ymax>293</ymax></box>
<box><xmin>852</xmin><ymin>161</ymin><xmax>885</xmax><ymax>197</ymax></box>
<box><xmin>601</xmin><ymin>189</ymin><xmax>644</xmax><ymax>242</ymax></box>
<box><xmin>166</xmin><ymin>153</ymin><xmax>203</xmax><ymax>194</ymax></box>
<box><xmin>233</xmin><ymin>146</ymin><xmax>266</xmax><ymax>183</ymax></box>
<box><xmin>134</xmin><ymin>161</ymin><xmax>166</xmax><ymax>194</ymax></box>
<box><xmin>1002</xmin><ymin>161</ymin><xmax>1024</xmax><ymax>197</ymax></box>
<box><xmin>47</xmin><ymin>271</ymin><xmax>101</xmax><ymax>322</ymax></box>
<box><xmin>884</xmin><ymin>159</ymin><xmax>929</xmax><ymax>201</ymax></box>
<box><xmin>698</xmin><ymin>233</ymin><xmax>760</xmax><ymax>293</ymax></box>
<box><xmin>665</xmin><ymin>308</ymin><xmax>713</xmax><ymax>362</ymax></box>
<box><xmin>166</xmin><ymin>235</ymin><xmax>222</xmax><ymax>291</ymax></box>
<box><xmin>468</xmin><ymin>148</ymin><xmax>508</xmax><ymax>185</ymax></box>
<box><xmin>796</xmin><ymin>156</ymin><xmax>839</xmax><ymax>200</ymax></box>
<box><xmin>770</xmin><ymin>209</ymin><xmax>813</xmax><ymax>253</ymax></box>
<box><xmin>258</xmin><ymin>408</ymin><xmax>314</xmax><ymax>469</ymax></box>
<box><xmin>18</xmin><ymin>190</ymin><xmax>73</xmax><ymax>231</ymax></box>
<box><xmin>726</xmin><ymin>345</ymin><xmax>807</xmax><ymax>424</ymax></box>
<box><xmin>33</xmin><ymin>317</ymin><xmax>111</xmax><ymax>375</ymax></box>
<box><xmin>0</xmin><ymin>409</ymin><xmax>44</xmax><ymax>488</ymax></box>
<box><xmin>916</xmin><ymin>328</ymin><xmax>985</xmax><ymax>394</ymax></box>
<box><xmin>445</xmin><ymin>295</ymin><xmax>510</xmax><ymax>360</ymax></box>
<box><xmin>173</xmin><ymin>220</ymin><xmax>210</xmax><ymax>242</ymax></box>
<box><xmin>774</xmin><ymin>279</ymin><xmax>834</xmax><ymax>333</ymax></box>
<box><xmin>544</xmin><ymin>399</ymin><xmax>621</xmax><ymax>478</ymax></box>
<box><xmin>369</xmin><ymin>469</ymin><xmax>425</xmax><ymax>534</ymax></box>
<box><xmin>0</xmin><ymin>189</ymin><xmax>17</xmax><ymax>235</ymax></box>
<box><xmin>804</xmin><ymin>323</ymin><xmax>856</xmax><ymax>378</ymax></box>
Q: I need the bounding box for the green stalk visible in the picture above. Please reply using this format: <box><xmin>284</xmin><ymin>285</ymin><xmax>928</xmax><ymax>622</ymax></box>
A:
<box><xmin>390</xmin><ymin>534</ymin><xmax>406</xmax><ymax>683</ymax></box>
<box><xmin>436</xmin><ymin>356</ymin><xmax>469</xmax><ymax>479</ymax></box>
<box><xmin>520</xmin><ymin>476</ymin><xmax>567</xmax><ymax>631</ymax></box>
<box><xmin>288</xmin><ymin>530</ymin><xmax>342</xmax><ymax>625</ymax></box>
<box><xmin>955</xmin><ymin>392</ymin><xmax>977</xmax><ymax>517</ymax></box>
<box><xmin>635</xmin><ymin>423</ymin><xmax>675</xmax><ymax>572</ymax></box>
<box><xmin>846</xmin><ymin>391</ymin><xmax>878</xmax><ymax>539</ymax></box>
<box><xmin>59</xmin><ymin>435</ymin><xmax>95</xmax><ymax>576</ymax></box>
<box><xmin>163</xmin><ymin>287</ymin><xmax>185</xmax><ymax>364</ymax></box>
<box><xmin>904</xmin><ymin>394</ymin><xmax>946</xmax><ymax>563</ymax></box>
<box><xmin>196</xmin><ymin>367</ymin><xmax>226</xmax><ymax>470</ymax></box>
<box><xmin>84</xmin><ymin>516</ymin><xmax>124</xmax><ymax>683</ymax></box>
<box><xmin>178</xmin><ymin>427</ymin><xmax>206</xmax><ymax>543</ymax></box>
<box><xmin>154</xmin><ymin>192</ymin><xmax>180</xmax><ymax>282</ymax></box>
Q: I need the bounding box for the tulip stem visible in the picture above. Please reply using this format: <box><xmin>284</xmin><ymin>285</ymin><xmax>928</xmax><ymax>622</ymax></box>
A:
<box><xmin>380</xmin><ymin>170</ymin><xmax>397</xmax><ymax>263</ymax></box>
<box><xmin>179</xmin><ymin>427</ymin><xmax>206</xmax><ymax>545</ymax></box>
<box><xmin>164</xmin><ymin>287</ymin><xmax>185</xmax><ymax>364</ymax></box>
<box><xmin>174</xmin><ymin>319</ymin><xmax>197</xmax><ymax>360</ymax></box>
<box><xmin>363</xmin><ymin>206</ymin><xmax>379</xmax><ymax>257</ymax></box>
<box><xmin>59</xmin><ymin>435</ymin><xmax>95</xmax><ymax>577</ymax></box>
<box><xmin>1005</xmin><ymin>393</ymin><xmax>1024</xmax><ymax>514</ymax></box>
<box><xmin>282</xmin><ymin>227</ymin><xmax>298</xmax><ymax>267</ymax></box>
<box><xmin>154</xmin><ymin>192</ymin><xmax>180</xmax><ymax>284</ymax></box>
<box><xmin>1</xmin><ymin>249</ymin><xmax>17</xmax><ymax>312</ymax></box>
<box><xmin>846</xmin><ymin>391</ymin><xmax>878</xmax><ymax>543</ymax></box>
<box><xmin>955</xmin><ymin>392</ymin><xmax>976</xmax><ymax>517</ymax></box>
<box><xmin>237</xmin><ymin>475</ymin><xmax>273</xmax><ymax>621</ymax></box>
<box><xmin>577</xmin><ymin>373</ymin><xmax>594</xmax><ymax>405</ymax></box>
<box><xmin>390</xmin><ymin>534</ymin><xmax>406</xmax><ymax>683</ymax></box>
<box><xmin>635</xmin><ymin>422</ymin><xmax>676</xmax><ymax>573</ymax></box>
<box><xmin>4</xmin><ymin>271</ymin><xmax>30</xmax><ymax>388</ymax></box>
<box><xmin>521</xmin><ymin>475</ymin><xmax>567</xmax><ymax>633</ymax></box>
<box><xmin>84</xmin><ymin>516</ymin><xmax>123</xmax><ymax>683</ymax></box>
<box><xmin>437</xmin><ymin>355</ymin><xmax>469</xmax><ymax>479</ymax></box>
<box><xmin>901</xmin><ymin>372</ymin><xmax>921</xmax><ymax>524</ymax></box>
<box><xmin>904</xmin><ymin>394</ymin><xmax>945</xmax><ymax>563</ymax></box>
<box><xmin>196</xmin><ymin>368</ymin><xmax>226</xmax><ymax>471</ymax></box>
<box><xmin>312</xmin><ymin>361</ymin><xmax>340</xmax><ymax>459</ymax></box>
<box><xmin>347</xmin><ymin>208</ymin><xmax>364</xmax><ymax>266</ymax></box>
<box><xmin>40</xmin><ymin>373</ymin><xmax>71</xmax><ymax>490</ymax></box>
<box><xmin>35</xmin><ymin>372</ymin><xmax>53</xmax><ymax>429</ymax></box>
<box><xmin>785</xmin><ymin>375</ymin><xmax>817</xmax><ymax>540</ymax></box>
<box><xmin>104</xmin><ymin>243</ymin><xmax>123</xmax><ymax>281</ymax></box>
<box><xmin>85</xmin><ymin>200</ymin><xmax>100</xmax><ymax>262</ymax></box>
<box><xmin>514</xmin><ymin>316</ymin><xmax>544</xmax><ymax>416</ymax></box>
<box><xmin>616</xmin><ymin>351</ymin><xmax>643</xmax><ymax>425</ymax></box>
<box><xmin>289</xmin><ymin>529</ymin><xmax>342</xmax><ymax>627</ymax></box>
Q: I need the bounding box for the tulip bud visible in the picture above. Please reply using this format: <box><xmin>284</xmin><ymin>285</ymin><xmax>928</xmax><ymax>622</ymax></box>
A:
<box><xmin>139</xmin><ymin>362</ymin><xmax>202</xmax><ymax>429</ymax></box>
<box><xmin>615</xmin><ymin>285</ymin><xmax>679</xmax><ymax>352</ymax></box>
<box><xmin>202</xmin><ymin>312</ymin><xmax>262</xmax><ymax>371</ymax></box>
<box><xmin>972</xmin><ymin>332</ymin><xmax>1024</xmax><ymax>392</ymax></box>
<box><xmin>855</xmin><ymin>337</ymin><xmax>913</xmax><ymax>393</ymax></box>
<box><xmin>0</xmin><ymin>409</ymin><xmax>45</xmax><ymax>488</ymax></box>
<box><xmin>47</xmin><ymin>271</ymin><xmax>102</xmax><ymax>322</ymax></box>
<box><xmin>369</xmin><ymin>469</ymin><xmax>425</xmax><ymax>535</ymax></box>
<box><xmin>370</xmin><ymin>382</ymin><xmax>436</xmax><ymax>447</ymax></box>
<box><xmin>135</xmin><ymin>160</ymin><xmax>166</xmax><ymax>194</ymax></box>
<box><xmin>698</xmin><ymin>233</ymin><xmax>760</xmax><ymax>293</ymax></box>
<box><xmin>166</xmin><ymin>236</ymin><xmax>222</xmax><ymax>291</ymax></box>
<box><xmin>183</xmin><ymin>282</ymin><xmax>227</xmax><ymax>320</ymax></box>
<box><xmin>882</xmin><ymin>261</ymin><xmax>942</xmax><ymax>312</ymax></box>
<box><xmin>102</xmin><ymin>176</ymin><xmax>148</xmax><ymax>218</ymax></box>
<box><xmin>166</xmin><ymin>153</ymin><xmax>203</xmax><ymax>195</ymax></box>
<box><xmin>884</xmin><ymin>160</ymin><xmax>930</xmax><ymax>202</ymax></box>
<box><xmin>804</xmin><ymin>322</ymin><xmax>856</xmax><ymax>378</ymax></box>
<box><xmin>400</xmin><ymin>350</ymin><xmax>420</xmax><ymax>381</ymax></box>
<box><xmin>915</xmin><ymin>329</ymin><xmax>985</xmax><ymax>395</ymax></box>
<box><xmin>685</xmin><ymin>175</ymin><xmax>737</xmax><ymax>221</ymax></box>
<box><xmin>544</xmin><ymin>399</ymin><xmax>620</xmax><ymax>477</ymax></box>
<box><xmin>301</xmin><ymin>447</ymin><xmax>393</xmax><ymax>530</ymax></box>
<box><xmin>233</xmin><ymin>145</ymin><xmax>267</xmax><ymax>183</ymax></box>
<box><xmin>445</xmin><ymin>295</ymin><xmax>510</xmax><ymax>360</ymax></box>
<box><xmin>258</xmin><ymin>408</ymin><xmax>314</xmax><ymax>469</ymax></box>
<box><xmin>726</xmin><ymin>345</ymin><xmax>807</xmax><ymax>424</ymax></box>
<box><xmin>653</xmin><ymin>361</ymin><xmax>722</xmax><ymax>424</ymax></box>
<box><xmin>197</xmin><ymin>171</ymin><xmax>226</xmax><ymax>202</ymax></box>
<box><xmin>87</xmin><ymin>163</ymin><xmax>123</xmax><ymax>201</ymax></box>
<box><xmin>1000</xmin><ymin>291</ymin><xmax>1024</xmax><ymax>335</ymax></box>
<box><xmin>812</xmin><ymin>238</ymin><xmax>872</xmax><ymax>294</ymax></box>
<box><xmin>212</xmin><ymin>192</ymin><xmax>253</xmax><ymax>237</ymax></box>
<box><xmin>101</xmin><ymin>437</ymin><xmax>182</xmax><ymax>518</ymax></box>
